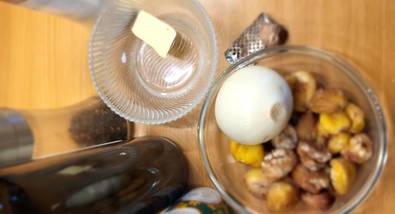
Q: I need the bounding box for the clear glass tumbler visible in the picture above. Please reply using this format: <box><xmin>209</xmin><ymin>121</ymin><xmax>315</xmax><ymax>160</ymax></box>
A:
<box><xmin>89</xmin><ymin>0</ymin><xmax>218</xmax><ymax>124</ymax></box>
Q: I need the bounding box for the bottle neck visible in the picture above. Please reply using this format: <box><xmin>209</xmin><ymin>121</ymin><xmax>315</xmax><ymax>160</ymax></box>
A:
<box><xmin>2</xmin><ymin>0</ymin><xmax>107</xmax><ymax>26</ymax></box>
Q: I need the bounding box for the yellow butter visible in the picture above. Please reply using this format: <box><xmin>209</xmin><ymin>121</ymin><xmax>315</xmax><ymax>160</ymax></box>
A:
<box><xmin>132</xmin><ymin>10</ymin><xmax>176</xmax><ymax>57</ymax></box>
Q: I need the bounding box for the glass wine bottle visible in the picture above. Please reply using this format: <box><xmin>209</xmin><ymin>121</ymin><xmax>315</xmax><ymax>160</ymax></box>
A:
<box><xmin>0</xmin><ymin>137</ymin><xmax>188</xmax><ymax>214</ymax></box>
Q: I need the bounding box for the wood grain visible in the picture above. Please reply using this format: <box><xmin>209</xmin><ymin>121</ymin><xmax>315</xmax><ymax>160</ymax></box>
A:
<box><xmin>0</xmin><ymin>3</ymin><xmax>95</xmax><ymax>109</ymax></box>
<box><xmin>1</xmin><ymin>0</ymin><xmax>395</xmax><ymax>213</ymax></box>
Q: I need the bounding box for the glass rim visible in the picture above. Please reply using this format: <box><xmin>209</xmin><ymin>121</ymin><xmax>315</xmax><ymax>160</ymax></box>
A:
<box><xmin>88</xmin><ymin>0</ymin><xmax>219</xmax><ymax>125</ymax></box>
<box><xmin>197</xmin><ymin>45</ymin><xmax>387</xmax><ymax>214</ymax></box>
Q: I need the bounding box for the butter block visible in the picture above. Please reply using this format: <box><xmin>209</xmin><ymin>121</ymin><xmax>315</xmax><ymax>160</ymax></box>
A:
<box><xmin>131</xmin><ymin>10</ymin><xmax>176</xmax><ymax>58</ymax></box>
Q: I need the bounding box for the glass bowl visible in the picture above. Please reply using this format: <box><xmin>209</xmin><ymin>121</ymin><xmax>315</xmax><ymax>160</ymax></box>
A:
<box><xmin>89</xmin><ymin>0</ymin><xmax>217</xmax><ymax>124</ymax></box>
<box><xmin>198</xmin><ymin>46</ymin><xmax>387</xmax><ymax>213</ymax></box>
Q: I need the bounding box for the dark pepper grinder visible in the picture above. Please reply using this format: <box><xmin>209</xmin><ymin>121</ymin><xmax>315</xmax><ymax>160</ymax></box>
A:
<box><xmin>0</xmin><ymin>97</ymin><xmax>132</xmax><ymax>168</ymax></box>
<box><xmin>0</xmin><ymin>137</ymin><xmax>189</xmax><ymax>214</ymax></box>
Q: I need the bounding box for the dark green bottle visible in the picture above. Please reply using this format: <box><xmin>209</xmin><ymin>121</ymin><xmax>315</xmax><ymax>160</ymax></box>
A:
<box><xmin>0</xmin><ymin>137</ymin><xmax>188</xmax><ymax>214</ymax></box>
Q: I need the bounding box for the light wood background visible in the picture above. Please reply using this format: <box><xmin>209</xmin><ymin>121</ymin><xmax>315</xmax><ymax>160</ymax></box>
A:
<box><xmin>0</xmin><ymin>0</ymin><xmax>394</xmax><ymax>213</ymax></box>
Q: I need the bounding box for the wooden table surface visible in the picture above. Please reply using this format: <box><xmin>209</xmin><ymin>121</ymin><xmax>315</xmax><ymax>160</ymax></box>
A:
<box><xmin>0</xmin><ymin>0</ymin><xmax>394</xmax><ymax>213</ymax></box>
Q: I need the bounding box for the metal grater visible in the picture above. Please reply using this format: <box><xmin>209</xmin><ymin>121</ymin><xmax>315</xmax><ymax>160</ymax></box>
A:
<box><xmin>225</xmin><ymin>13</ymin><xmax>288</xmax><ymax>64</ymax></box>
